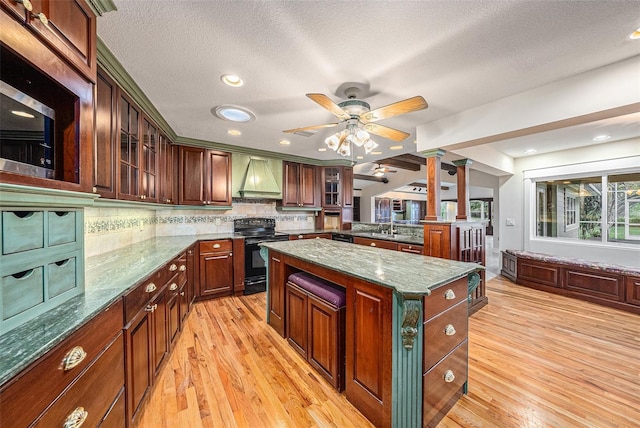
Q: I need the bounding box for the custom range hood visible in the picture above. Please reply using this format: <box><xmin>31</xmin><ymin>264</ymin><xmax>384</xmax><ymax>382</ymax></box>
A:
<box><xmin>240</xmin><ymin>158</ymin><xmax>281</xmax><ymax>198</ymax></box>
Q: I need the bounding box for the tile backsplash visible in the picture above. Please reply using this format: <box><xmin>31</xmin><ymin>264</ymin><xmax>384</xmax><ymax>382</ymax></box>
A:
<box><xmin>84</xmin><ymin>201</ymin><xmax>317</xmax><ymax>257</ymax></box>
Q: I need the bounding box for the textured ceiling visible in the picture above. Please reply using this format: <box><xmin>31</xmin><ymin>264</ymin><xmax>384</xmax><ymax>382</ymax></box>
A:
<box><xmin>97</xmin><ymin>0</ymin><xmax>640</xmax><ymax>168</ymax></box>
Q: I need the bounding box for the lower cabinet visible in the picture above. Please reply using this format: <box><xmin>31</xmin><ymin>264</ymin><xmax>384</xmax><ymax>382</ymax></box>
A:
<box><xmin>353</xmin><ymin>236</ymin><xmax>399</xmax><ymax>250</ymax></box>
<box><xmin>268</xmin><ymin>253</ymin><xmax>286</xmax><ymax>337</ymax></box>
<box><xmin>198</xmin><ymin>240</ymin><xmax>233</xmax><ymax>298</ymax></box>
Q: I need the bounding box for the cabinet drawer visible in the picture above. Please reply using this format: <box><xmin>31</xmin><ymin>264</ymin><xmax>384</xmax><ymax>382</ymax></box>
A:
<box><xmin>199</xmin><ymin>240</ymin><xmax>232</xmax><ymax>253</ymax></box>
<box><xmin>2</xmin><ymin>266</ymin><xmax>45</xmax><ymax>320</ymax></box>
<box><xmin>2</xmin><ymin>211</ymin><xmax>44</xmax><ymax>254</ymax></box>
<box><xmin>124</xmin><ymin>268</ymin><xmax>167</xmax><ymax>324</ymax></box>
<box><xmin>34</xmin><ymin>334</ymin><xmax>125</xmax><ymax>427</ymax></box>
<box><xmin>423</xmin><ymin>276</ymin><xmax>468</xmax><ymax>321</ymax></box>
<box><xmin>398</xmin><ymin>243</ymin><xmax>424</xmax><ymax>254</ymax></box>
<box><xmin>422</xmin><ymin>341</ymin><xmax>468</xmax><ymax>427</ymax></box>
<box><xmin>48</xmin><ymin>211</ymin><xmax>77</xmax><ymax>246</ymax></box>
<box><xmin>99</xmin><ymin>387</ymin><xmax>125</xmax><ymax>428</ymax></box>
<box><xmin>0</xmin><ymin>299</ymin><xmax>123</xmax><ymax>427</ymax></box>
<box><xmin>423</xmin><ymin>300</ymin><xmax>468</xmax><ymax>370</ymax></box>
<box><xmin>47</xmin><ymin>256</ymin><xmax>78</xmax><ymax>298</ymax></box>
<box><xmin>353</xmin><ymin>237</ymin><xmax>398</xmax><ymax>250</ymax></box>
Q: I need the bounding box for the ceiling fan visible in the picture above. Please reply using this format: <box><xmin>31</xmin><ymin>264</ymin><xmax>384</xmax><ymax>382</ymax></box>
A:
<box><xmin>374</xmin><ymin>164</ymin><xmax>397</xmax><ymax>177</ymax></box>
<box><xmin>284</xmin><ymin>87</ymin><xmax>428</xmax><ymax>142</ymax></box>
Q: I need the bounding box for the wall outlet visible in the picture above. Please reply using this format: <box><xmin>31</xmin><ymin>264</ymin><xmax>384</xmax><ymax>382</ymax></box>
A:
<box><xmin>139</xmin><ymin>219</ymin><xmax>144</xmax><ymax>231</ymax></box>
<box><xmin>215</xmin><ymin>217</ymin><xmax>221</xmax><ymax>226</ymax></box>
<box><xmin>307</xmin><ymin>216</ymin><xmax>313</xmax><ymax>222</ymax></box>
<box><xmin>506</xmin><ymin>218</ymin><xmax>515</xmax><ymax>226</ymax></box>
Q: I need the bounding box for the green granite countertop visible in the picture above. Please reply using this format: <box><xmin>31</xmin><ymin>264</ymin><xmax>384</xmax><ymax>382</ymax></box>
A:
<box><xmin>277</xmin><ymin>229</ymin><xmax>424</xmax><ymax>245</ymax></box>
<box><xmin>260</xmin><ymin>239</ymin><xmax>481</xmax><ymax>296</ymax></box>
<box><xmin>0</xmin><ymin>233</ymin><xmax>237</xmax><ymax>386</ymax></box>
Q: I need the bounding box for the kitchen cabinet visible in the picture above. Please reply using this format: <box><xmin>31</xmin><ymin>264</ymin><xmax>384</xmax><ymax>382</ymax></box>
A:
<box><xmin>94</xmin><ymin>69</ymin><xmax>117</xmax><ymax>198</ymax></box>
<box><xmin>186</xmin><ymin>245</ymin><xmax>196</xmax><ymax>309</ymax></box>
<box><xmin>398</xmin><ymin>243</ymin><xmax>424</xmax><ymax>255</ymax></box>
<box><xmin>268</xmin><ymin>252</ymin><xmax>287</xmax><ymax>337</ymax></box>
<box><xmin>281</xmin><ymin>161</ymin><xmax>319</xmax><ymax>208</ymax></box>
<box><xmin>140</xmin><ymin>115</ymin><xmax>159</xmax><ymax>202</ymax></box>
<box><xmin>117</xmin><ymin>93</ymin><xmax>142</xmax><ymax>201</ymax></box>
<box><xmin>353</xmin><ymin>236</ymin><xmax>399</xmax><ymax>250</ymax></box>
<box><xmin>289</xmin><ymin>232</ymin><xmax>332</xmax><ymax>240</ymax></box>
<box><xmin>1</xmin><ymin>0</ymin><xmax>97</xmax><ymax>82</ymax></box>
<box><xmin>198</xmin><ymin>240</ymin><xmax>234</xmax><ymax>298</ymax></box>
<box><xmin>178</xmin><ymin>147</ymin><xmax>232</xmax><ymax>206</ymax></box>
<box><xmin>158</xmin><ymin>132</ymin><xmax>177</xmax><ymax>204</ymax></box>
<box><xmin>322</xmin><ymin>166</ymin><xmax>353</xmax><ymax>208</ymax></box>
<box><xmin>0</xmin><ymin>299</ymin><xmax>123</xmax><ymax>427</ymax></box>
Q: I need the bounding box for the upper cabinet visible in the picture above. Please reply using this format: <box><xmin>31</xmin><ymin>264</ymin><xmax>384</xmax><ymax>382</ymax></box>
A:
<box><xmin>0</xmin><ymin>1</ymin><xmax>95</xmax><ymax>192</ymax></box>
<box><xmin>94</xmin><ymin>70</ymin><xmax>117</xmax><ymax>198</ymax></box>
<box><xmin>1</xmin><ymin>0</ymin><xmax>97</xmax><ymax>82</ymax></box>
<box><xmin>281</xmin><ymin>161</ymin><xmax>319</xmax><ymax>208</ymax></box>
<box><xmin>322</xmin><ymin>166</ymin><xmax>353</xmax><ymax>208</ymax></box>
<box><xmin>178</xmin><ymin>147</ymin><xmax>231</xmax><ymax>206</ymax></box>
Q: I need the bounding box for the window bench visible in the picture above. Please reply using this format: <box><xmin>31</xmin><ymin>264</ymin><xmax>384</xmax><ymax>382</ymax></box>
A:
<box><xmin>501</xmin><ymin>250</ymin><xmax>640</xmax><ymax>314</ymax></box>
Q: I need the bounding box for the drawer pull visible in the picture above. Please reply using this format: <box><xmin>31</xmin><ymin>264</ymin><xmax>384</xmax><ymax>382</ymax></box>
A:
<box><xmin>179</xmin><ymin>265</ymin><xmax>186</xmax><ymax>271</ymax></box>
<box><xmin>444</xmin><ymin>289</ymin><xmax>456</xmax><ymax>300</ymax></box>
<box><xmin>32</xmin><ymin>11</ymin><xmax>48</xmax><ymax>25</ymax></box>
<box><xmin>169</xmin><ymin>283</ymin><xmax>178</xmax><ymax>291</ymax></box>
<box><xmin>443</xmin><ymin>370</ymin><xmax>455</xmax><ymax>383</ymax></box>
<box><xmin>169</xmin><ymin>264</ymin><xmax>178</xmax><ymax>271</ymax></box>
<box><xmin>15</xmin><ymin>0</ymin><xmax>33</xmax><ymax>11</ymax></box>
<box><xmin>145</xmin><ymin>304</ymin><xmax>157</xmax><ymax>312</ymax></box>
<box><xmin>180</xmin><ymin>291</ymin><xmax>185</xmax><ymax>296</ymax></box>
<box><xmin>272</xmin><ymin>257</ymin><xmax>280</xmax><ymax>263</ymax></box>
<box><xmin>444</xmin><ymin>324</ymin><xmax>456</xmax><ymax>336</ymax></box>
<box><xmin>370</xmin><ymin>242</ymin><xmax>376</xmax><ymax>247</ymax></box>
<box><xmin>213</xmin><ymin>243</ymin><xmax>221</xmax><ymax>249</ymax></box>
<box><xmin>145</xmin><ymin>283</ymin><xmax>157</xmax><ymax>293</ymax></box>
<box><xmin>63</xmin><ymin>407</ymin><xmax>88</xmax><ymax>428</ymax></box>
<box><xmin>61</xmin><ymin>346</ymin><xmax>87</xmax><ymax>371</ymax></box>
<box><xmin>298</xmin><ymin>235</ymin><xmax>303</xmax><ymax>239</ymax></box>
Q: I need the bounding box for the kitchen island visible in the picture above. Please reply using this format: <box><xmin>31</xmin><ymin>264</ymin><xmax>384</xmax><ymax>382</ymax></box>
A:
<box><xmin>260</xmin><ymin>239</ymin><xmax>482</xmax><ymax>428</ymax></box>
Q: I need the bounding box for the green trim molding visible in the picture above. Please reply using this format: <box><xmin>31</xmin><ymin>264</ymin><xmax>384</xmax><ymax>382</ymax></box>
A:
<box><xmin>0</xmin><ymin>184</ymin><xmax>98</xmax><ymax>208</ymax></box>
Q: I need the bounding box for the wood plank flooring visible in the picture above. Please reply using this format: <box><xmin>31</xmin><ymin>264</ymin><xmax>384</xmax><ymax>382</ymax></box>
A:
<box><xmin>138</xmin><ymin>276</ymin><xmax>640</xmax><ymax>427</ymax></box>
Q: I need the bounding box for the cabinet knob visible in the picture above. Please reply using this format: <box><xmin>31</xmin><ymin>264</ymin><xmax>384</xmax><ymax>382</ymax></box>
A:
<box><xmin>63</xmin><ymin>407</ymin><xmax>88</xmax><ymax>428</ymax></box>
<box><xmin>443</xmin><ymin>370</ymin><xmax>455</xmax><ymax>383</ymax></box>
<box><xmin>444</xmin><ymin>289</ymin><xmax>456</xmax><ymax>300</ymax></box>
<box><xmin>145</xmin><ymin>283</ymin><xmax>157</xmax><ymax>293</ymax></box>
<box><xmin>31</xmin><ymin>11</ymin><xmax>48</xmax><ymax>25</ymax></box>
<box><xmin>61</xmin><ymin>346</ymin><xmax>87</xmax><ymax>371</ymax></box>
<box><xmin>179</xmin><ymin>265</ymin><xmax>186</xmax><ymax>271</ymax></box>
<box><xmin>444</xmin><ymin>324</ymin><xmax>456</xmax><ymax>336</ymax></box>
<box><xmin>92</xmin><ymin>186</ymin><xmax>97</xmax><ymax>193</ymax></box>
<box><xmin>169</xmin><ymin>283</ymin><xmax>178</xmax><ymax>291</ymax></box>
<box><xmin>145</xmin><ymin>304</ymin><xmax>157</xmax><ymax>312</ymax></box>
<box><xmin>370</xmin><ymin>242</ymin><xmax>376</xmax><ymax>247</ymax></box>
<box><xmin>180</xmin><ymin>292</ymin><xmax>185</xmax><ymax>296</ymax></box>
<box><xmin>213</xmin><ymin>243</ymin><xmax>221</xmax><ymax>249</ymax></box>
<box><xmin>169</xmin><ymin>263</ymin><xmax>178</xmax><ymax>272</ymax></box>
<box><xmin>298</xmin><ymin>235</ymin><xmax>303</xmax><ymax>239</ymax></box>
<box><xmin>15</xmin><ymin>0</ymin><xmax>33</xmax><ymax>12</ymax></box>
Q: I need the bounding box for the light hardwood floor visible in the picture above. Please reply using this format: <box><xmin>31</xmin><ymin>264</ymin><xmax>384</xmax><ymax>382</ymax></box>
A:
<box><xmin>138</xmin><ymin>276</ymin><xmax>640</xmax><ymax>427</ymax></box>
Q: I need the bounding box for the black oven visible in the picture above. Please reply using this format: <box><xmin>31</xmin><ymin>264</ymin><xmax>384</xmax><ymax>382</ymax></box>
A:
<box><xmin>234</xmin><ymin>218</ymin><xmax>289</xmax><ymax>295</ymax></box>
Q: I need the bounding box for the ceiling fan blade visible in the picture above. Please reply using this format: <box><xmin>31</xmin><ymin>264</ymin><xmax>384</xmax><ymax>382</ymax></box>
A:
<box><xmin>360</xmin><ymin>96</ymin><xmax>428</xmax><ymax>123</ymax></box>
<box><xmin>283</xmin><ymin>123</ymin><xmax>340</xmax><ymax>133</ymax></box>
<box><xmin>363</xmin><ymin>123</ymin><xmax>410</xmax><ymax>142</ymax></box>
<box><xmin>307</xmin><ymin>93</ymin><xmax>351</xmax><ymax>121</ymax></box>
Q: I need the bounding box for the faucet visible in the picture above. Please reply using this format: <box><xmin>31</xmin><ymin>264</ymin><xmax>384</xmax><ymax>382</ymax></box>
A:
<box><xmin>389</xmin><ymin>218</ymin><xmax>397</xmax><ymax>235</ymax></box>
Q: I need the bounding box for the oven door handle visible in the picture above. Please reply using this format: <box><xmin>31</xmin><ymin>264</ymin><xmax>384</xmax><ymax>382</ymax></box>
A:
<box><xmin>245</xmin><ymin>278</ymin><xmax>266</xmax><ymax>286</ymax></box>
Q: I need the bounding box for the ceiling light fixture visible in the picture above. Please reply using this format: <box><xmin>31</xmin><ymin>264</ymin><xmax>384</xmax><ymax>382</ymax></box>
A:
<box><xmin>318</xmin><ymin>148</ymin><xmax>327</xmax><ymax>152</ymax></box>
<box><xmin>213</xmin><ymin>105</ymin><xmax>255</xmax><ymax>122</ymax></box>
<box><xmin>630</xmin><ymin>27</ymin><xmax>640</xmax><ymax>40</ymax></box>
<box><xmin>371</xmin><ymin>151</ymin><xmax>383</xmax><ymax>155</ymax></box>
<box><xmin>11</xmin><ymin>110</ymin><xmax>35</xmax><ymax>118</ymax></box>
<box><xmin>524</xmin><ymin>148</ymin><xmax>537</xmax><ymax>155</ymax></box>
<box><xmin>279</xmin><ymin>139</ymin><xmax>290</xmax><ymax>145</ymax></box>
<box><xmin>227</xmin><ymin>129</ymin><xmax>241</xmax><ymax>136</ymax></box>
<box><xmin>389</xmin><ymin>145</ymin><xmax>403</xmax><ymax>150</ymax></box>
<box><xmin>592</xmin><ymin>134</ymin><xmax>611</xmax><ymax>141</ymax></box>
<box><xmin>220</xmin><ymin>74</ymin><xmax>244</xmax><ymax>87</ymax></box>
<box><xmin>324</xmin><ymin>119</ymin><xmax>378</xmax><ymax>157</ymax></box>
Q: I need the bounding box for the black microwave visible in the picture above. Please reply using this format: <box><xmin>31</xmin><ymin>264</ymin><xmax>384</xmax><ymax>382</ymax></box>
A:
<box><xmin>0</xmin><ymin>81</ymin><xmax>55</xmax><ymax>179</ymax></box>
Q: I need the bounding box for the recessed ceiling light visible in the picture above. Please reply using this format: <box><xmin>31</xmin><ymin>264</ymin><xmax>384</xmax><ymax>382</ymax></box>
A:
<box><xmin>413</xmin><ymin>140</ymin><xmax>417</xmax><ymax>144</ymax></box>
<box><xmin>221</xmin><ymin>74</ymin><xmax>244</xmax><ymax>87</ymax></box>
<box><xmin>592</xmin><ymin>134</ymin><xmax>611</xmax><ymax>141</ymax></box>
<box><xmin>630</xmin><ymin>27</ymin><xmax>640</xmax><ymax>40</ymax></box>
<box><xmin>11</xmin><ymin>110</ymin><xmax>35</xmax><ymax>118</ymax></box>
<box><xmin>227</xmin><ymin>129</ymin><xmax>241</xmax><ymax>136</ymax></box>
<box><xmin>317</xmin><ymin>148</ymin><xmax>327</xmax><ymax>152</ymax></box>
<box><xmin>213</xmin><ymin>105</ymin><xmax>255</xmax><ymax>122</ymax></box>
<box><xmin>356</xmin><ymin>155</ymin><xmax>364</xmax><ymax>160</ymax></box>
<box><xmin>371</xmin><ymin>151</ymin><xmax>383</xmax><ymax>155</ymax></box>
<box><xmin>389</xmin><ymin>145</ymin><xmax>403</xmax><ymax>150</ymax></box>
<box><xmin>524</xmin><ymin>148</ymin><xmax>537</xmax><ymax>155</ymax></box>
<box><xmin>279</xmin><ymin>140</ymin><xmax>290</xmax><ymax>145</ymax></box>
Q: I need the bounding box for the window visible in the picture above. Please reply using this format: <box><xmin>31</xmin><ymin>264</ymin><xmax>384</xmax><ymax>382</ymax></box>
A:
<box><xmin>533</xmin><ymin>172</ymin><xmax>640</xmax><ymax>245</ymax></box>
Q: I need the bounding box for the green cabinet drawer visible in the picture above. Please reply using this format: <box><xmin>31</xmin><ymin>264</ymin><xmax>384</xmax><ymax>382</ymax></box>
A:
<box><xmin>2</xmin><ymin>267</ymin><xmax>45</xmax><ymax>320</ymax></box>
<box><xmin>48</xmin><ymin>211</ymin><xmax>77</xmax><ymax>246</ymax></box>
<box><xmin>2</xmin><ymin>211</ymin><xmax>44</xmax><ymax>255</ymax></box>
<box><xmin>48</xmin><ymin>257</ymin><xmax>78</xmax><ymax>298</ymax></box>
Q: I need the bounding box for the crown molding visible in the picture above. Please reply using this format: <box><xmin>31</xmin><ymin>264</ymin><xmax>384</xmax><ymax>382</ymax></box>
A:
<box><xmin>86</xmin><ymin>0</ymin><xmax>117</xmax><ymax>16</ymax></box>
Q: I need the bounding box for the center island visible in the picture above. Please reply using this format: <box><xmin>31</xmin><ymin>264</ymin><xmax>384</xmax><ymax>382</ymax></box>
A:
<box><xmin>259</xmin><ymin>238</ymin><xmax>482</xmax><ymax>428</ymax></box>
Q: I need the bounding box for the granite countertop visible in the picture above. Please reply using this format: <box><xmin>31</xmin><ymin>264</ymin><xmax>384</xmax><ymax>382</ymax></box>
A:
<box><xmin>0</xmin><ymin>233</ymin><xmax>236</xmax><ymax>386</ymax></box>
<box><xmin>277</xmin><ymin>229</ymin><xmax>424</xmax><ymax>245</ymax></box>
<box><xmin>260</xmin><ymin>239</ymin><xmax>482</xmax><ymax>296</ymax></box>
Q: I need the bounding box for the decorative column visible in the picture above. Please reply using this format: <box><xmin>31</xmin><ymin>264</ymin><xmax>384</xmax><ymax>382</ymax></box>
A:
<box><xmin>422</xmin><ymin>149</ymin><xmax>446</xmax><ymax>221</ymax></box>
<box><xmin>453</xmin><ymin>159</ymin><xmax>473</xmax><ymax>220</ymax></box>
